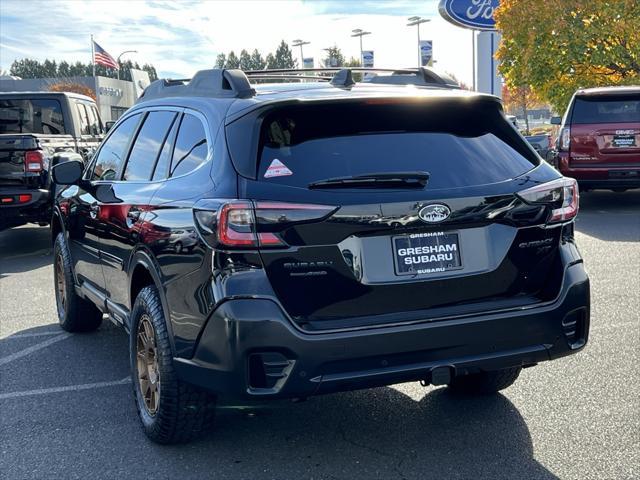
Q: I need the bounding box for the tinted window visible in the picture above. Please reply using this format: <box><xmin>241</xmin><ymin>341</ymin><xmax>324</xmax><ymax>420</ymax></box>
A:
<box><xmin>124</xmin><ymin>111</ymin><xmax>177</xmax><ymax>181</ymax></box>
<box><xmin>77</xmin><ymin>104</ymin><xmax>90</xmax><ymax>135</ymax></box>
<box><xmin>152</xmin><ymin>115</ymin><xmax>179</xmax><ymax>181</ymax></box>
<box><xmin>170</xmin><ymin>114</ymin><xmax>208</xmax><ymax>177</ymax></box>
<box><xmin>92</xmin><ymin>114</ymin><xmax>140</xmax><ymax>181</ymax></box>
<box><xmin>254</xmin><ymin>102</ymin><xmax>537</xmax><ymax>189</ymax></box>
<box><xmin>572</xmin><ymin>94</ymin><xmax>640</xmax><ymax>124</ymax></box>
<box><xmin>86</xmin><ymin>104</ymin><xmax>103</xmax><ymax>135</ymax></box>
<box><xmin>0</xmin><ymin>98</ymin><xmax>65</xmax><ymax>134</ymax></box>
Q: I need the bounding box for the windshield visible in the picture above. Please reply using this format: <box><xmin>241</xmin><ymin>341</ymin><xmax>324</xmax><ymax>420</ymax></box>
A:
<box><xmin>0</xmin><ymin>98</ymin><xmax>66</xmax><ymax>134</ymax></box>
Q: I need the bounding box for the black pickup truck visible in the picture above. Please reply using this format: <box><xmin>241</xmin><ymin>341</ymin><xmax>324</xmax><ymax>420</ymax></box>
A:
<box><xmin>0</xmin><ymin>91</ymin><xmax>105</xmax><ymax>230</ymax></box>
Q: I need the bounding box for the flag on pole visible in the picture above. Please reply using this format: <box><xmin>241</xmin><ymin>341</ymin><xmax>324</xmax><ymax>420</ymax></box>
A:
<box><xmin>93</xmin><ymin>40</ymin><xmax>119</xmax><ymax>70</ymax></box>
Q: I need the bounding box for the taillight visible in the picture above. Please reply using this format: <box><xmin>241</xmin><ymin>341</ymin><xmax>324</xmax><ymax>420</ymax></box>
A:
<box><xmin>194</xmin><ymin>200</ymin><xmax>336</xmax><ymax>248</ymax></box>
<box><xmin>24</xmin><ymin>150</ymin><xmax>45</xmax><ymax>173</ymax></box>
<box><xmin>517</xmin><ymin>177</ymin><xmax>579</xmax><ymax>223</ymax></box>
<box><xmin>559</xmin><ymin>127</ymin><xmax>571</xmax><ymax>151</ymax></box>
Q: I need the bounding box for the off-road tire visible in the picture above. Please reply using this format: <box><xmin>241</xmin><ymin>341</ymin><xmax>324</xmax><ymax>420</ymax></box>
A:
<box><xmin>447</xmin><ymin>367</ymin><xmax>522</xmax><ymax>395</ymax></box>
<box><xmin>130</xmin><ymin>285</ymin><xmax>217</xmax><ymax>444</ymax></box>
<box><xmin>53</xmin><ymin>232</ymin><xmax>102</xmax><ymax>332</ymax></box>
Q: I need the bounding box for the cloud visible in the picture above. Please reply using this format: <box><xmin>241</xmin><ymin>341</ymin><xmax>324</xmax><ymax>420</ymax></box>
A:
<box><xmin>0</xmin><ymin>0</ymin><xmax>474</xmax><ymax>84</ymax></box>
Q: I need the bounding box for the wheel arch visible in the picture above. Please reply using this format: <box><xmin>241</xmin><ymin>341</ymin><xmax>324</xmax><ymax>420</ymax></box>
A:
<box><xmin>128</xmin><ymin>249</ymin><xmax>176</xmax><ymax>355</ymax></box>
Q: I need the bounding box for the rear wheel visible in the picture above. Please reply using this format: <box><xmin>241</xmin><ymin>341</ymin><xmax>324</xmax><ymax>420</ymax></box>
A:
<box><xmin>130</xmin><ymin>285</ymin><xmax>217</xmax><ymax>444</ymax></box>
<box><xmin>53</xmin><ymin>233</ymin><xmax>102</xmax><ymax>332</ymax></box>
<box><xmin>447</xmin><ymin>367</ymin><xmax>521</xmax><ymax>395</ymax></box>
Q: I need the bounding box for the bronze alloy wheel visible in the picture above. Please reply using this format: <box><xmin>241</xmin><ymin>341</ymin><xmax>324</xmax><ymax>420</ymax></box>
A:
<box><xmin>55</xmin><ymin>253</ymin><xmax>66</xmax><ymax>316</ymax></box>
<box><xmin>136</xmin><ymin>314</ymin><xmax>161</xmax><ymax>415</ymax></box>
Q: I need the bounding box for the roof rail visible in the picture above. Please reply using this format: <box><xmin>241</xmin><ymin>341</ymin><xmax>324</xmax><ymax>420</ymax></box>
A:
<box><xmin>138</xmin><ymin>69</ymin><xmax>255</xmax><ymax>102</ymax></box>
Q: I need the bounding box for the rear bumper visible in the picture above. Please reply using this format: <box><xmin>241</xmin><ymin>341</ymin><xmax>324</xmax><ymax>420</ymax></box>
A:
<box><xmin>557</xmin><ymin>152</ymin><xmax>640</xmax><ymax>189</ymax></box>
<box><xmin>174</xmin><ymin>261</ymin><xmax>590</xmax><ymax>401</ymax></box>
<box><xmin>0</xmin><ymin>188</ymin><xmax>51</xmax><ymax>229</ymax></box>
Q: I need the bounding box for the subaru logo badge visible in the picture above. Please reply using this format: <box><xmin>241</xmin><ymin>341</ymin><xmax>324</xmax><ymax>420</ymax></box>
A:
<box><xmin>418</xmin><ymin>204</ymin><xmax>451</xmax><ymax>223</ymax></box>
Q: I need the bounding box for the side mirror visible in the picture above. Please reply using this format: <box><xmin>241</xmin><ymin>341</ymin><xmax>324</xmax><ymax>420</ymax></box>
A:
<box><xmin>105</xmin><ymin>121</ymin><xmax>115</xmax><ymax>132</ymax></box>
<box><xmin>52</xmin><ymin>159</ymin><xmax>84</xmax><ymax>185</ymax></box>
<box><xmin>550</xmin><ymin>116</ymin><xmax>562</xmax><ymax>125</ymax></box>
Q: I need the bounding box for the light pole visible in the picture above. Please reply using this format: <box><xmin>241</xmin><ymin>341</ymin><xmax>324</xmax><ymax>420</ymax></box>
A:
<box><xmin>406</xmin><ymin>16</ymin><xmax>430</xmax><ymax>67</ymax></box>
<box><xmin>292</xmin><ymin>39</ymin><xmax>310</xmax><ymax>68</ymax></box>
<box><xmin>351</xmin><ymin>28</ymin><xmax>371</xmax><ymax>65</ymax></box>
<box><xmin>116</xmin><ymin>50</ymin><xmax>137</xmax><ymax>80</ymax></box>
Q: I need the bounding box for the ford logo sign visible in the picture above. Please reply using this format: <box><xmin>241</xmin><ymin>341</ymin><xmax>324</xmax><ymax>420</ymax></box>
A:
<box><xmin>419</xmin><ymin>204</ymin><xmax>451</xmax><ymax>223</ymax></box>
<box><xmin>438</xmin><ymin>0</ymin><xmax>498</xmax><ymax>31</ymax></box>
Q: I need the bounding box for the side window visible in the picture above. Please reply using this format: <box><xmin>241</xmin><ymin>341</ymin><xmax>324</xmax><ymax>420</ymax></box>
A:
<box><xmin>85</xmin><ymin>104</ymin><xmax>102</xmax><ymax>135</ymax></box>
<box><xmin>170</xmin><ymin>114</ymin><xmax>208</xmax><ymax>177</ymax></box>
<box><xmin>76</xmin><ymin>103</ymin><xmax>90</xmax><ymax>135</ymax></box>
<box><xmin>152</xmin><ymin>115</ymin><xmax>180</xmax><ymax>181</ymax></box>
<box><xmin>91</xmin><ymin>114</ymin><xmax>140</xmax><ymax>181</ymax></box>
<box><xmin>123</xmin><ymin>111</ymin><xmax>177</xmax><ymax>181</ymax></box>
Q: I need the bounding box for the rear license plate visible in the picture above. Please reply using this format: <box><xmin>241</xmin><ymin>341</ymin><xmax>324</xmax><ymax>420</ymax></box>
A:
<box><xmin>612</xmin><ymin>134</ymin><xmax>636</xmax><ymax>148</ymax></box>
<box><xmin>393</xmin><ymin>232</ymin><xmax>462</xmax><ymax>276</ymax></box>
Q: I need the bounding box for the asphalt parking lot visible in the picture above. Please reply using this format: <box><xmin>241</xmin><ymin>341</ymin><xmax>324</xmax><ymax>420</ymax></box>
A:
<box><xmin>0</xmin><ymin>190</ymin><xmax>638</xmax><ymax>480</ymax></box>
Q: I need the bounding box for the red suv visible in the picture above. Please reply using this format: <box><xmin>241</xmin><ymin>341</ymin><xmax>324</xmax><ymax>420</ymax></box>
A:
<box><xmin>551</xmin><ymin>86</ymin><xmax>640</xmax><ymax>191</ymax></box>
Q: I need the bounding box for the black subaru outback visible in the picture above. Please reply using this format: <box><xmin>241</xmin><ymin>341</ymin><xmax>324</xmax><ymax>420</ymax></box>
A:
<box><xmin>50</xmin><ymin>68</ymin><xmax>590</xmax><ymax>444</ymax></box>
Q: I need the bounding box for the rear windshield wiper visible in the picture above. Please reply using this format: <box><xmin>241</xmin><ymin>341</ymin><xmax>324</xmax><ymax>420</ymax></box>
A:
<box><xmin>308</xmin><ymin>171</ymin><xmax>430</xmax><ymax>189</ymax></box>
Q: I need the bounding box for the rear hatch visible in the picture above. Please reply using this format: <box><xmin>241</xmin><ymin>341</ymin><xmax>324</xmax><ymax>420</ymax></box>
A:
<box><xmin>227</xmin><ymin>97</ymin><xmax>566</xmax><ymax>329</ymax></box>
<box><xmin>568</xmin><ymin>93</ymin><xmax>640</xmax><ymax>171</ymax></box>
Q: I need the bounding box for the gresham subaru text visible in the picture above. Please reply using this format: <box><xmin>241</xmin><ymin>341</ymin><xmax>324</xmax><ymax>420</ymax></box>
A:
<box><xmin>49</xmin><ymin>67</ymin><xmax>590</xmax><ymax>444</ymax></box>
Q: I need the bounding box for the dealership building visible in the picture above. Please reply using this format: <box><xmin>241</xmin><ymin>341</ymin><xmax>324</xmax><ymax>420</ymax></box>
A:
<box><xmin>0</xmin><ymin>75</ymin><xmax>138</xmax><ymax>122</ymax></box>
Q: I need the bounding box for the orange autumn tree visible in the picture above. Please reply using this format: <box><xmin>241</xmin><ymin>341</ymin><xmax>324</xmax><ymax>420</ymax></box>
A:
<box><xmin>48</xmin><ymin>82</ymin><xmax>96</xmax><ymax>101</ymax></box>
<box><xmin>496</xmin><ymin>0</ymin><xmax>640</xmax><ymax>113</ymax></box>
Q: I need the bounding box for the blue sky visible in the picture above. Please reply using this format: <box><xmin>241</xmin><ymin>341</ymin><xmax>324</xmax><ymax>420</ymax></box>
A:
<box><xmin>0</xmin><ymin>0</ymin><xmax>474</xmax><ymax>83</ymax></box>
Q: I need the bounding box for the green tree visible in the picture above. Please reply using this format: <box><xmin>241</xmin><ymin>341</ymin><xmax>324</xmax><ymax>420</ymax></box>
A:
<box><xmin>272</xmin><ymin>40</ymin><xmax>296</xmax><ymax>69</ymax></box>
<box><xmin>226</xmin><ymin>51</ymin><xmax>240</xmax><ymax>69</ymax></box>
<box><xmin>344</xmin><ymin>57</ymin><xmax>361</xmax><ymax>67</ymax></box>
<box><xmin>239</xmin><ymin>49</ymin><xmax>252</xmax><ymax>70</ymax></box>
<box><xmin>265</xmin><ymin>53</ymin><xmax>277</xmax><ymax>69</ymax></box>
<box><xmin>250</xmin><ymin>49</ymin><xmax>266</xmax><ymax>70</ymax></box>
<box><xmin>496</xmin><ymin>0</ymin><xmax>640</xmax><ymax>112</ymax></box>
<box><xmin>321</xmin><ymin>45</ymin><xmax>345</xmax><ymax>68</ymax></box>
<box><xmin>215</xmin><ymin>53</ymin><xmax>226</xmax><ymax>69</ymax></box>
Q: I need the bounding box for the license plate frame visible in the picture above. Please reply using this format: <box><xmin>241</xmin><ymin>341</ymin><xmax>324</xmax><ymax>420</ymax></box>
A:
<box><xmin>392</xmin><ymin>231</ymin><xmax>463</xmax><ymax>276</ymax></box>
<box><xmin>612</xmin><ymin>134</ymin><xmax>637</xmax><ymax>148</ymax></box>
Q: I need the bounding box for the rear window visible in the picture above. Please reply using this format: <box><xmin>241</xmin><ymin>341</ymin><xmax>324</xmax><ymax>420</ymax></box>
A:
<box><xmin>572</xmin><ymin>94</ymin><xmax>640</xmax><ymax>124</ymax></box>
<box><xmin>248</xmin><ymin>101</ymin><xmax>538</xmax><ymax>189</ymax></box>
<box><xmin>0</xmin><ymin>98</ymin><xmax>66</xmax><ymax>134</ymax></box>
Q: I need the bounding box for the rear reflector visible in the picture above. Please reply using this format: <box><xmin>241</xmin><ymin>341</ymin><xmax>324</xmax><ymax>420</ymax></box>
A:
<box><xmin>517</xmin><ymin>177</ymin><xmax>579</xmax><ymax>223</ymax></box>
<box><xmin>24</xmin><ymin>150</ymin><xmax>45</xmax><ymax>173</ymax></box>
<box><xmin>0</xmin><ymin>194</ymin><xmax>31</xmax><ymax>204</ymax></box>
<box><xmin>18</xmin><ymin>194</ymin><xmax>32</xmax><ymax>203</ymax></box>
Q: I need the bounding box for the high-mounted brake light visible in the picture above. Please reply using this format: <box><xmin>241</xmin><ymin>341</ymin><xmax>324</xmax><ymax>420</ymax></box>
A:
<box><xmin>24</xmin><ymin>150</ymin><xmax>45</xmax><ymax>173</ymax></box>
<box><xmin>517</xmin><ymin>177</ymin><xmax>579</xmax><ymax>223</ymax></box>
<box><xmin>195</xmin><ymin>200</ymin><xmax>336</xmax><ymax>248</ymax></box>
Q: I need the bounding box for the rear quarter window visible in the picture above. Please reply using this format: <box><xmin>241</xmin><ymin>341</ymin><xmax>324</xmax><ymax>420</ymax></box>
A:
<box><xmin>0</xmin><ymin>98</ymin><xmax>66</xmax><ymax>134</ymax></box>
<box><xmin>243</xmin><ymin>101</ymin><xmax>538</xmax><ymax>189</ymax></box>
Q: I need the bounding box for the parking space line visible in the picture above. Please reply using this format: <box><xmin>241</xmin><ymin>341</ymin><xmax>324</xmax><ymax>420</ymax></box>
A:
<box><xmin>1</xmin><ymin>331</ymin><xmax>62</xmax><ymax>340</ymax></box>
<box><xmin>0</xmin><ymin>332</ymin><xmax>71</xmax><ymax>367</ymax></box>
<box><xmin>0</xmin><ymin>377</ymin><xmax>131</xmax><ymax>400</ymax></box>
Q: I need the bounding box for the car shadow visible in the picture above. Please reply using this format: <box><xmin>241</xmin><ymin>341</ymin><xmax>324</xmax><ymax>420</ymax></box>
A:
<box><xmin>0</xmin><ymin>225</ymin><xmax>52</xmax><ymax>278</ymax></box>
<box><xmin>574</xmin><ymin>189</ymin><xmax>640</xmax><ymax>242</ymax></box>
<box><xmin>1</xmin><ymin>323</ymin><xmax>558</xmax><ymax>479</ymax></box>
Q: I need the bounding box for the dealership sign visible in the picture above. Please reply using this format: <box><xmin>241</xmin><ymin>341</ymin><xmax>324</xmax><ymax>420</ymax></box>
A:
<box><xmin>361</xmin><ymin>51</ymin><xmax>374</xmax><ymax>68</ymax></box>
<box><xmin>438</xmin><ymin>0</ymin><xmax>498</xmax><ymax>31</ymax></box>
<box><xmin>419</xmin><ymin>41</ymin><xmax>433</xmax><ymax>67</ymax></box>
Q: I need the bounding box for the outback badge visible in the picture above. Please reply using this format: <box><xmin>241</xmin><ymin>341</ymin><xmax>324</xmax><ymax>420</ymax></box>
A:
<box><xmin>418</xmin><ymin>204</ymin><xmax>451</xmax><ymax>223</ymax></box>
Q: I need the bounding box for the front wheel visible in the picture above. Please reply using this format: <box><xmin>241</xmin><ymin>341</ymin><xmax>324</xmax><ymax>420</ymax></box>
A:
<box><xmin>130</xmin><ymin>285</ymin><xmax>217</xmax><ymax>444</ymax></box>
<box><xmin>53</xmin><ymin>233</ymin><xmax>102</xmax><ymax>332</ymax></box>
<box><xmin>447</xmin><ymin>367</ymin><xmax>521</xmax><ymax>395</ymax></box>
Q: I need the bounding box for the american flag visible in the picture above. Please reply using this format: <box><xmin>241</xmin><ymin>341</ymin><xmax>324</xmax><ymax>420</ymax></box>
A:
<box><xmin>93</xmin><ymin>40</ymin><xmax>119</xmax><ymax>70</ymax></box>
